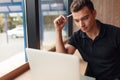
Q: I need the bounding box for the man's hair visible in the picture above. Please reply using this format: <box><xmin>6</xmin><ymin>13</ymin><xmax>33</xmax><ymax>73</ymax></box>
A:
<box><xmin>70</xmin><ymin>0</ymin><xmax>94</xmax><ymax>12</ymax></box>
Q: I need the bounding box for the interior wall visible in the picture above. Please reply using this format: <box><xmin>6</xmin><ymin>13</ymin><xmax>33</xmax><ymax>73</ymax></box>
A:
<box><xmin>92</xmin><ymin>0</ymin><xmax>120</xmax><ymax>27</ymax></box>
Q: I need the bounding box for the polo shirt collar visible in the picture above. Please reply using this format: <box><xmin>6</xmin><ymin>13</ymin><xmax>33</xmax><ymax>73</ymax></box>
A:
<box><xmin>81</xmin><ymin>32</ymin><xmax>87</xmax><ymax>38</ymax></box>
<box><xmin>97</xmin><ymin>20</ymin><xmax>106</xmax><ymax>39</ymax></box>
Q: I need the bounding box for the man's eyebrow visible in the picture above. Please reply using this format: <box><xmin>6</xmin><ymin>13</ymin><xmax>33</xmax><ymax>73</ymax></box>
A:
<box><xmin>81</xmin><ymin>15</ymin><xmax>89</xmax><ymax>20</ymax></box>
<box><xmin>73</xmin><ymin>15</ymin><xmax>89</xmax><ymax>21</ymax></box>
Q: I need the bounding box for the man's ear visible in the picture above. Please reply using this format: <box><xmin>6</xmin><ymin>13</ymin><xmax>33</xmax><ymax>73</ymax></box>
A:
<box><xmin>93</xmin><ymin>10</ymin><xmax>97</xmax><ymax>17</ymax></box>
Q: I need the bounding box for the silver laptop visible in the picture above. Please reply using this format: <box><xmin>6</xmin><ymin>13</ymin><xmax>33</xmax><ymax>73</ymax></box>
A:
<box><xmin>26</xmin><ymin>48</ymin><xmax>95</xmax><ymax>80</ymax></box>
<box><xmin>26</xmin><ymin>48</ymin><xmax>80</xmax><ymax>80</ymax></box>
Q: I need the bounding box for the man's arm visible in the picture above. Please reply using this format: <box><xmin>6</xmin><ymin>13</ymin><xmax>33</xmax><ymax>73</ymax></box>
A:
<box><xmin>54</xmin><ymin>15</ymin><xmax>76</xmax><ymax>54</ymax></box>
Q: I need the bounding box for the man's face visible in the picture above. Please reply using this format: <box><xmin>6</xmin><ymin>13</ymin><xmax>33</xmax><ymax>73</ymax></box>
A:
<box><xmin>72</xmin><ymin>6</ymin><xmax>96</xmax><ymax>33</ymax></box>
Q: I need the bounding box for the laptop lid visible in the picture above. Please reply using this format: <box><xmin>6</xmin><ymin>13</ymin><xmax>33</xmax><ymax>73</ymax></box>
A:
<box><xmin>26</xmin><ymin>48</ymin><xmax>81</xmax><ymax>80</ymax></box>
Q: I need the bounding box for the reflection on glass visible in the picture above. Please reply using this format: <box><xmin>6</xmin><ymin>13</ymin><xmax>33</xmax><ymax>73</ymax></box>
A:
<box><xmin>0</xmin><ymin>13</ymin><xmax>25</xmax><ymax>75</ymax></box>
<box><xmin>40</xmin><ymin>0</ymin><xmax>68</xmax><ymax>50</ymax></box>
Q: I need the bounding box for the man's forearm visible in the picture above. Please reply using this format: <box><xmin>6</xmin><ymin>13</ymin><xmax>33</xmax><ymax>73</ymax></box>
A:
<box><xmin>55</xmin><ymin>30</ymin><xmax>67</xmax><ymax>53</ymax></box>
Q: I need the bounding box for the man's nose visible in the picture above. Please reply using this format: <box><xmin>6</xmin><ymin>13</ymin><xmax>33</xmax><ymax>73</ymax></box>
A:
<box><xmin>79</xmin><ymin>20</ymin><xmax>85</xmax><ymax>27</ymax></box>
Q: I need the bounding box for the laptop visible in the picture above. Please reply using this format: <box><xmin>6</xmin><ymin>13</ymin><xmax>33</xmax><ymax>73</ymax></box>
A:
<box><xmin>26</xmin><ymin>48</ymin><xmax>95</xmax><ymax>80</ymax></box>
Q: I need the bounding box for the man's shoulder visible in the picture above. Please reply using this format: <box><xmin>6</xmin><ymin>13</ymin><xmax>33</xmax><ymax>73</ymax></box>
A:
<box><xmin>73</xmin><ymin>30</ymin><xmax>85</xmax><ymax>38</ymax></box>
<box><xmin>104</xmin><ymin>24</ymin><xmax>120</xmax><ymax>33</ymax></box>
<box><xmin>98</xmin><ymin>20</ymin><xmax>120</xmax><ymax>31</ymax></box>
<box><xmin>74</xmin><ymin>30</ymin><xmax>85</xmax><ymax>35</ymax></box>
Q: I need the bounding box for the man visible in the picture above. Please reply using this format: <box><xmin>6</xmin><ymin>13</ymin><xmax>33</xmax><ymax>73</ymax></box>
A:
<box><xmin>54</xmin><ymin>0</ymin><xmax>120</xmax><ymax>80</ymax></box>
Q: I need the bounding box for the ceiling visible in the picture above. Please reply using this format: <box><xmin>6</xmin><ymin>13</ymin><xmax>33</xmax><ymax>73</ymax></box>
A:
<box><xmin>0</xmin><ymin>0</ymin><xmax>66</xmax><ymax>14</ymax></box>
<box><xmin>0</xmin><ymin>0</ymin><xmax>23</xmax><ymax>13</ymax></box>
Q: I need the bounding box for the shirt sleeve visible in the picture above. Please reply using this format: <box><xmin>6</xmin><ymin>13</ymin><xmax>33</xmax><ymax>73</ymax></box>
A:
<box><xmin>68</xmin><ymin>31</ymin><xmax>79</xmax><ymax>48</ymax></box>
<box><xmin>68</xmin><ymin>34</ymin><xmax>77</xmax><ymax>48</ymax></box>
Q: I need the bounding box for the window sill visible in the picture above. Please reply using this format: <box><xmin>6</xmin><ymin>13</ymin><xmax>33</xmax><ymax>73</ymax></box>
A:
<box><xmin>0</xmin><ymin>52</ymin><xmax>28</xmax><ymax>80</ymax></box>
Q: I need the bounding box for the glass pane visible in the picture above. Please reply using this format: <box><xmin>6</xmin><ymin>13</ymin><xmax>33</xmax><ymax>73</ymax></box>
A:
<box><xmin>0</xmin><ymin>12</ymin><xmax>25</xmax><ymax>75</ymax></box>
<box><xmin>40</xmin><ymin>0</ymin><xmax>68</xmax><ymax>50</ymax></box>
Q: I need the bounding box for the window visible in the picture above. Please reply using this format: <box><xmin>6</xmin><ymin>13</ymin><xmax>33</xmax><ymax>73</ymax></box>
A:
<box><xmin>26</xmin><ymin>0</ymin><xmax>73</xmax><ymax>50</ymax></box>
<box><xmin>40</xmin><ymin>0</ymin><xmax>70</xmax><ymax>50</ymax></box>
<box><xmin>0</xmin><ymin>0</ymin><xmax>26</xmax><ymax>76</ymax></box>
<box><xmin>0</xmin><ymin>0</ymin><xmax>73</xmax><ymax>79</ymax></box>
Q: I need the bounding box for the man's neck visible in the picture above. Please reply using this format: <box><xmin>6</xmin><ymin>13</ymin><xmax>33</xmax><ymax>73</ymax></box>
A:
<box><xmin>86</xmin><ymin>22</ymin><xmax>100</xmax><ymax>40</ymax></box>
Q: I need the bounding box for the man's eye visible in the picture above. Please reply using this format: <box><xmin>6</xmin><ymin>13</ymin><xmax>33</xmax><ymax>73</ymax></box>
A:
<box><xmin>74</xmin><ymin>19</ymin><xmax>79</xmax><ymax>22</ymax></box>
<box><xmin>82</xmin><ymin>16</ymin><xmax>88</xmax><ymax>20</ymax></box>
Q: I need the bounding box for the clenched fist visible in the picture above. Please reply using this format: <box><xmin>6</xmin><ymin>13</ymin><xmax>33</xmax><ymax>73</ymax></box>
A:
<box><xmin>54</xmin><ymin>15</ymin><xmax>68</xmax><ymax>32</ymax></box>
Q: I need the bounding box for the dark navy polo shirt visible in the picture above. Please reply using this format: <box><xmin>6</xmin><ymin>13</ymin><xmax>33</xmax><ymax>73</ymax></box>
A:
<box><xmin>68</xmin><ymin>20</ymin><xmax>120</xmax><ymax>80</ymax></box>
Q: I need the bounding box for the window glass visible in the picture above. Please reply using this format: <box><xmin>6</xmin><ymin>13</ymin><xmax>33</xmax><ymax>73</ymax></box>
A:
<box><xmin>0</xmin><ymin>0</ymin><xmax>26</xmax><ymax>75</ymax></box>
<box><xmin>40</xmin><ymin>0</ymin><xmax>68</xmax><ymax>50</ymax></box>
<box><xmin>0</xmin><ymin>13</ymin><xmax>25</xmax><ymax>61</ymax></box>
